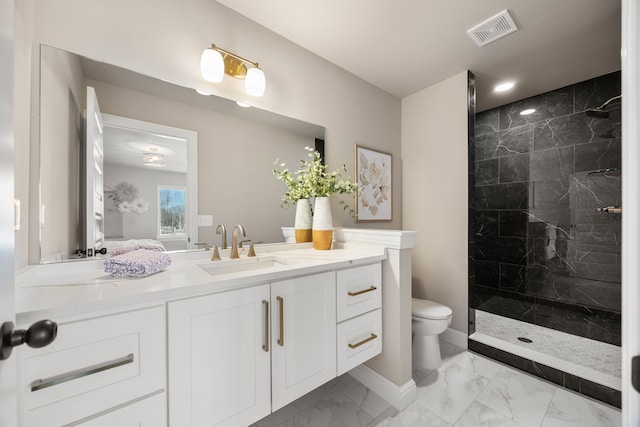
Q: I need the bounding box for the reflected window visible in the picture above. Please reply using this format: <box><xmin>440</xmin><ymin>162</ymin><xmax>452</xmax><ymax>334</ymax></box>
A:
<box><xmin>158</xmin><ymin>186</ymin><xmax>186</xmax><ymax>237</ymax></box>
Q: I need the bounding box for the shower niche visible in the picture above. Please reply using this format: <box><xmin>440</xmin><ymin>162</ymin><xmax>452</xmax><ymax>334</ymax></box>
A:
<box><xmin>468</xmin><ymin>71</ymin><xmax>622</xmax><ymax>408</ymax></box>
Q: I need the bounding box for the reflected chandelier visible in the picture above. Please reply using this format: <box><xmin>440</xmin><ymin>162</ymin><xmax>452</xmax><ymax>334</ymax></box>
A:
<box><xmin>200</xmin><ymin>44</ymin><xmax>266</xmax><ymax>97</ymax></box>
<box><xmin>143</xmin><ymin>147</ymin><xmax>166</xmax><ymax>168</ymax></box>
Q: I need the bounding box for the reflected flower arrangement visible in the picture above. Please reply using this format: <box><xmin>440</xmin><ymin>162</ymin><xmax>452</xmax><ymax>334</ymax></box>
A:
<box><xmin>108</xmin><ymin>182</ymin><xmax>149</xmax><ymax>215</ymax></box>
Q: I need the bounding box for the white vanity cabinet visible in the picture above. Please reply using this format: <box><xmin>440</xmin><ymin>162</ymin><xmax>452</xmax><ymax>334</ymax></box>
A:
<box><xmin>168</xmin><ymin>284</ymin><xmax>271</xmax><ymax>427</ymax></box>
<box><xmin>16</xmin><ymin>304</ymin><xmax>166</xmax><ymax>427</ymax></box>
<box><xmin>15</xmin><ymin>250</ymin><xmax>387</xmax><ymax>427</ymax></box>
<box><xmin>167</xmin><ymin>272</ymin><xmax>337</xmax><ymax>424</ymax></box>
<box><xmin>270</xmin><ymin>271</ymin><xmax>336</xmax><ymax>411</ymax></box>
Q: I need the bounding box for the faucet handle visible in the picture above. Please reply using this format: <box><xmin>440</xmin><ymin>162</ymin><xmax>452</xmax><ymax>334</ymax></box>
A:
<box><xmin>248</xmin><ymin>241</ymin><xmax>262</xmax><ymax>257</ymax></box>
<box><xmin>211</xmin><ymin>245</ymin><xmax>222</xmax><ymax>261</ymax></box>
<box><xmin>239</xmin><ymin>239</ymin><xmax>251</xmax><ymax>248</ymax></box>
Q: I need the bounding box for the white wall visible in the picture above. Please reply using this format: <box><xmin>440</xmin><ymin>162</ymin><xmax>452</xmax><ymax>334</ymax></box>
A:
<box><xmin>13</xmin><ymin>0</ymin><xmax>33</xmax><ymax>271</ymax></box>
<box><xmin>13</xmin><ymin>0</ymin><xmax>401</xmax><ymax>267</ymax></box>
<box><xmin>401</xmin><ymin>71</ymin><xmax>469</xmax><ymax>335</ymax></box>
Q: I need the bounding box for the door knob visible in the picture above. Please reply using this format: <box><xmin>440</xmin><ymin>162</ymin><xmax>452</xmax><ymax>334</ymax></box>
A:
<box><xmin>0</xmin><ymin>319</ymin><xmax>58</xmax><ymax>360</ymax></box>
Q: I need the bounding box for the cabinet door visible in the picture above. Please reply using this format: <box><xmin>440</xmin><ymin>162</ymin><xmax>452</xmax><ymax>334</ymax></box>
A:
<box><xmin>271</xmin><ymin>272</ymin><xmax>336</xmax><ymax>411</ymax></box>
<box><xmin>168</xmin><ymin>284</ymin><xmax>271</xmax><ymax>427</ymax></box>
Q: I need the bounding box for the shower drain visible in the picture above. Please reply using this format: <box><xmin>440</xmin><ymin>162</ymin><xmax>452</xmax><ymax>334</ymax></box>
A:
<box><xmin>517</xmin><ymin>337</ymin><xmax>533</xmax><ymax>343</ymax></box>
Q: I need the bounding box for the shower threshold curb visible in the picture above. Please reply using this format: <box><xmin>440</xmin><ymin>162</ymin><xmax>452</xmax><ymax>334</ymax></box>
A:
<box><xmin>468</xmin><ymin>337</ymin><xmax>621</xmax><ymax>409</ymax></box>
<box><xmin>469</xmin><ymin>331</ymin><xmax>620</xmax><ymax>391</ymax></box>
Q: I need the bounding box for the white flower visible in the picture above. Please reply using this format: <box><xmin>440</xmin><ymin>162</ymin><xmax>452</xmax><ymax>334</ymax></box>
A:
<box><xmin>117</xmin><ymin>201</ymin><xmax>134</xmax><ymax>213</ymax></box>
<box><xmin>133</xmin><ymin>198</ymin><xmax>149</xmax><ymax>214</ymax></box>
<box><xmin>113</xmin><ymin>182</ymin><xmax>139</xmax><ymax>203</ymax></box>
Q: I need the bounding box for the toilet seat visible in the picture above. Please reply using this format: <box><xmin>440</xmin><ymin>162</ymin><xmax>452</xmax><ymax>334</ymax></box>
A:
<box><xmin>411</xmin><ymin>298</ymin><xmax>452</xmax><ymax>320</ymax></box>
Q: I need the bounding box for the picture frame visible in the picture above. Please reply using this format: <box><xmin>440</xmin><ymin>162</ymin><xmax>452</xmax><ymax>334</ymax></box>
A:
<box><xmin>354</xmin><ymin>145</ymin><xmax>392</xmax><ymax>222</ymax></box>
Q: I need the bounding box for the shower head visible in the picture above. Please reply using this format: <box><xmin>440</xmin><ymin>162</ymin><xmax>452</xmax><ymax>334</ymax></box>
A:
<box><xmin>585</xmin><ymin>107</ymin><xmax>610</xmax><ymax>118</ymax></box>
<box><xmin>585</xmin><ymin>95</ymin><xmax>621</xmax><ymax>118</ymax></box>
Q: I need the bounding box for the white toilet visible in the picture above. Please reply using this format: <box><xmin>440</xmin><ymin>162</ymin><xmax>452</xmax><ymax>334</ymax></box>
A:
<box><xmin>411</xmin><ymin>298</ymin><xmax>453</xmax><ymax>370</ymax></box>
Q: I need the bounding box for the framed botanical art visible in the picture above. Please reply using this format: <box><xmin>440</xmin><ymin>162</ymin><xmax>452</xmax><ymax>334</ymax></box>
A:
<box><xmin>354</xmin><ymin>145</ymin><xmax>392</xmax><ymax>221</ymax></box>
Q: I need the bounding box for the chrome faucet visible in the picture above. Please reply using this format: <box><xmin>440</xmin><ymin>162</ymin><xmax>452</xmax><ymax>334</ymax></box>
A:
<box><xmin>229</xmin><ymin>224</ymin><xmax>246</xmax><ymax>259</ymax></box>
<box><xmin>216</xmin><ymin>224</ymin><xmax>227</xmax><ymax>249</ymax></box>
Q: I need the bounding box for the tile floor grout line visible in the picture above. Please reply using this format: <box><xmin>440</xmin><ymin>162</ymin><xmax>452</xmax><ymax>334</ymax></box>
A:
<box><xmin>539</xmin><ymin>386</ymin><xmax>559</xmax><ymax>427</ymax></box>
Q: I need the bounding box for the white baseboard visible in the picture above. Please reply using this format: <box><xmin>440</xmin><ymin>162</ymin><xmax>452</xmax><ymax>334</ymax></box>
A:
<box><xmin>348</xmin><ymin>364</ymin><xmax>416</xmax><ymax>411</ymax></box>
<box><xmin>441</xmin><ymin>327</ymin><xmax>468</xmax><ymax>349</ymax></box>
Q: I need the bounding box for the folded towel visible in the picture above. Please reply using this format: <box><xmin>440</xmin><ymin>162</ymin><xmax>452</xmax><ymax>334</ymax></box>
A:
<box><xmin>110</xmin><ymin>240</ymin><xmax>166</xmax><ymax>256</ymax></box>
<box><xmin>104</xmin><ymin>249</ymin><xmax>171</xmax><ymax>277</ymax></box>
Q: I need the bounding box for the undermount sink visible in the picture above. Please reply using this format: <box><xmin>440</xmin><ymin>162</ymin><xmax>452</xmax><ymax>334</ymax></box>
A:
<box><xmin>197</xmin><ymin>256</ymin><xmax>292</xmax><ymax>276</ymax></box>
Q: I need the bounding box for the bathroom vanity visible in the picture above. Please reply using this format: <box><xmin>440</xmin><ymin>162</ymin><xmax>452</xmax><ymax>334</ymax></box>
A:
<box><xmin>13</xmin><ymin>235</ymin><xmax>394</xmax><ymax>427</ymax></box>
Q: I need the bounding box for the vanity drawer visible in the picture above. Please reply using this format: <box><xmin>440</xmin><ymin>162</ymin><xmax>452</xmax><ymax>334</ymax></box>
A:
<box><xmin>336</xmin><ymin>309</ymin><xmax>382</xmax><ymax>375</ymax></box>
<box><xmin>72</xmin><ymin>392</ymin><xmax>166</xmax><ymax>427</ymax></box>
<box><xmin>18</xmin><ymin>305</ymin><xmax>166</xmax><ymax>427</ymax></box>
<box><xmin>336</xmin><ymin>263</ymin><xmax>382</xmax><ymax>322</ymax></box>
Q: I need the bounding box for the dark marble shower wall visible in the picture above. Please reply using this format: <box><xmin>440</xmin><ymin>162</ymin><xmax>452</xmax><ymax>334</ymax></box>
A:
<box><xmin>471</xmin><ymin>71</ymin><xmax>622</xmax><ymax>346</ymax></box>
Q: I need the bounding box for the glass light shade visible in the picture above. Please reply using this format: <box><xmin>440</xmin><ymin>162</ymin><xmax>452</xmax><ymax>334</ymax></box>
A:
<box><xmin>245</xmin><ymin>67</ymin><xmax>266</xmax><ymax>97</ymax></box>
<box><xmin>200</xmin><ymin>48</ymin><xmax>224</xmax><ymax>83</ymax></box>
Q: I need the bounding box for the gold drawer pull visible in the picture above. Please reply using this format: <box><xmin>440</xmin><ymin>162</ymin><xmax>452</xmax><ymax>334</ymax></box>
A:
<box><xmin>348</xmin><ymin>286</ymin><xmax>377</xmax><ymax>297</ymax></box>
<box><xmin>277</xmin><ymin>296</ymin><xmax>284</xmax><ymax>347</ymax></box>
<box><xmin>30</xmin><ymin>353</ymin><xmax>134</xmax><ymax>392</ymax></box>
<box><xmin>262</xmin><ymin>300</ymin><xmax>269</xmax><ymax>352</ymax></box>
<box><xmin>348</xmin><ymin>333</ymin><xmax>378</xmax><ymax>349</ymax></box>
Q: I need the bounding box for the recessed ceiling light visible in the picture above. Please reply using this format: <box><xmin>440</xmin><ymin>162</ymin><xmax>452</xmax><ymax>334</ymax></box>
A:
<box><xmin>236</xmin><ymin>101</ymin><xmax>251</xmax><ymax>108</ymax></box>
<box><xmin>195</xmin><ymin>89</ymin><xmax>212</xmax><ymax>96</ymax></box>
<box><xmin>520</xmin><ymin>108</ymin><xmax>536</xmax><ymax>116</ymax></box>
<box><xmin>494</xmin><ymin>82</ymin><xmax>515</xmax><ymax>93</ymax></box>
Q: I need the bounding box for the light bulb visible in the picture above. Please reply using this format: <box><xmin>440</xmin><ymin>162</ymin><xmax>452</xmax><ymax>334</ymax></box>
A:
<box><xmin>245</xmin><ymin>67</ymin><xmax>266</xmax><ymax>97</ymax></box>
<box><xmin>200</xmin><ymin>48</ymin><xmax>224</xmax><ymax>83</ymax></box>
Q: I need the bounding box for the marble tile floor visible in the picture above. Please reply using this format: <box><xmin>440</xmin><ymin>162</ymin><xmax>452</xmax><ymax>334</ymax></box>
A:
<box><xmin>251</xmin><ymin>341</ymin><xmax>621</xmax><ymax>427</ymax></box>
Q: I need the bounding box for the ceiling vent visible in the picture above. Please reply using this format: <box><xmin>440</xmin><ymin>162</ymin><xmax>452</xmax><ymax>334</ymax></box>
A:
<box><xmin>467</xmin><ymin>10</ymin><xmax>518</xmax><ymax>47</ymax></box>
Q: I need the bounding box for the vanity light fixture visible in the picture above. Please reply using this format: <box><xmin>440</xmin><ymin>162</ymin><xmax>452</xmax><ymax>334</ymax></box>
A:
<box><xmin>494</xmin><ymin>81</ymin><xmax>515</xmax><ymax>93</ymax></box>
<box><xmin>143</xmin><ymin>147</ymin><xmax>166</xmax><ymax>168</ymax></box>
<box><xmin>200</xmin><ymin>44</ymin><xmax>266</xmax><ymax>97</ymax></box>
<box><xmin>520</xmin><ymin>108</ymin><xmax>536</xmax><ymax>116</ymax></box>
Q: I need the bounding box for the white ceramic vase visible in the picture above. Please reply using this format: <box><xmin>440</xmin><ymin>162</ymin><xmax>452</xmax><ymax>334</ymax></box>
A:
<box><xmin>312</xmin><ymin>196</ymin><xmax>333</xmax><ymax>250</ymax></box>
<box><xmin>294</xmin><ymin>198</ymin><xmax>313</xmax><ymax>243</ymax></box>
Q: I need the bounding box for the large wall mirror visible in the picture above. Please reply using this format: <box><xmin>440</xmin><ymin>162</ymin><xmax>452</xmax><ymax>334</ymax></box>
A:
<box><xmin>34</xmin><ymin>45</ymin><xmax>325</xmax><ymax>264</ymax></box>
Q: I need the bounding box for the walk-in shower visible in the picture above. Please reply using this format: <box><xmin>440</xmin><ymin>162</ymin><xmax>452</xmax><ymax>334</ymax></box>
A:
<box><xmin>468</xmin><ymin>71</ymin><xmax>622</xmax><ymax>408</ymax></box>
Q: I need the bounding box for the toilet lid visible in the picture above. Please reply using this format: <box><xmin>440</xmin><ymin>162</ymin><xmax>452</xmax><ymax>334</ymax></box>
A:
<box><xmin>411</xmin><ymin>298</ymin><xmax>452</xmax><ymax>320</ymax></box>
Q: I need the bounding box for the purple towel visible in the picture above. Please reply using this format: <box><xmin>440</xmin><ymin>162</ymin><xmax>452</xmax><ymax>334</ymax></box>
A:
<box><xmin>110</xmin><ymin>241</ymin><xmax>165</xmax><ymax>256</ymax></box>
<box><xmin>104</xmin><ymin>249</ymin><xmax>171</xmax><ymax>277</ymax></box>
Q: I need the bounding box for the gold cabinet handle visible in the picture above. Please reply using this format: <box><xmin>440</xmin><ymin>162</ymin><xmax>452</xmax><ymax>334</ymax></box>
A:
<box><xmin>348</xmin><ymin>333</ymin><xmax>378</xmax><ymax>349</ymax></box>
<box><xmin>277</xmin><ymin>296</ymin><xmax>284</xmax><ymax>347</ymax></box>
<box><xmin>262</xmin><ymin>300</ymin><xmax>269</xmax><ymax>352</ymax></box>
<box><xmin>348</xmin><ymin>286</ymin><xmax>377</xmax><ymax>297</ymax></box>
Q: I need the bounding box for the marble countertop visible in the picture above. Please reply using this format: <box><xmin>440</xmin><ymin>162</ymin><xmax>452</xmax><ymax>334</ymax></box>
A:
<box><xmin>15</xmin><ymin>242</ymin><xmax>386</xmax><ymax>322</ymax></box>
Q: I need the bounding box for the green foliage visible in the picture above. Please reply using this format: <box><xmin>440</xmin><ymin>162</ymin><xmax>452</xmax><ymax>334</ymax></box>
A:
<box><xmin>273</xmin><ymin>147</ymin><xmax>361</xmax><ymax>210</ymax></box>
